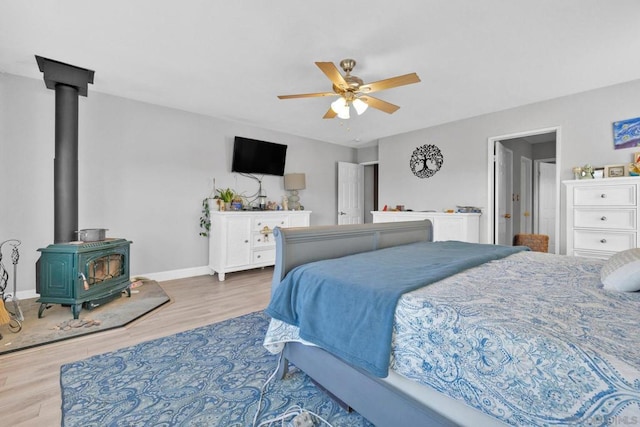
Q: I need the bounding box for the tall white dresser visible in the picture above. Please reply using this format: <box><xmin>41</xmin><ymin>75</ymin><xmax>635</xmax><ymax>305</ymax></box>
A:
<box><xmin>564</xmin><ymin>178</ymin><xmax>639</xmax><ymax>259</ymax></box>
<box><xmin>208</xmin><ymin>210</ymin><xmax>311</xmax><ymax>280</ymax></box>
<box><xmin>372</xmin><ymin>211</ymin><xmax>481</xmax><ymax>243</ymax></box>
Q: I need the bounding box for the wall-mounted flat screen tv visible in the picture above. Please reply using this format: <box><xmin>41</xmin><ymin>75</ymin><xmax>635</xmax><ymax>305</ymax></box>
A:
<box><xmin>231</xmin><ymin>136</ymin><xmax>287</xmax><ymax>176</ymax></box>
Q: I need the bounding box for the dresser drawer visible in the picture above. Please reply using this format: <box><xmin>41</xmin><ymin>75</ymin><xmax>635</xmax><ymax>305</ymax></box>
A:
<box><xmin>252</xmin><ymin>249</ymin><xmax>275</xmax><ymax>264</ymax></box>
<box><xmin>573</xmin><ymin>184</ymin><xmax>636</xmax><ymax>206</ymax></box>
<box><xmin>573</xmin><ymin>208</ymin><xmax>636</xmax><ymax>230</ymax></box>
<box><xmin>573</xmin><ymin>230</ymin><xmax>636</xmax><ymax>252</ymax></box>
<box><xmin>572</xmin><ymin>250</ymin><xmax>614</xmax><ymax>260</ymax></box>
<box><xmin>253</xmin><ymin>231</ymin><xmax>275</xmax><ymax>248</ymax></box>
<box><xmin>253</xmin><ymin>216</ymin><xmax>288</xmax><ymax>232</ymax></box>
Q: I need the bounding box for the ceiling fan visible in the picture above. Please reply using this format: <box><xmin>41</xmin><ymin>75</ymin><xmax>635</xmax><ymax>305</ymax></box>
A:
<box><xmin>277</xmin><ymin>59</ymin><xmax>421</xmax><ymax>119</ymax></box>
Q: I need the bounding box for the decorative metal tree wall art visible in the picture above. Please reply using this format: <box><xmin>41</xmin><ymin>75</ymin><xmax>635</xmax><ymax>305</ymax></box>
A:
<box><xmin>409</xmin><ymin>144</ymin><xmax>444</xmax><ymax>178</ymax></box>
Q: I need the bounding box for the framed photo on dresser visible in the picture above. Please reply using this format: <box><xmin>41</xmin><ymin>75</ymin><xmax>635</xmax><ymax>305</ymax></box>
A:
<box><xmin>604</xmin><ymin>164</ymin><xmax>627</xmax><ymax>178</ymax></box>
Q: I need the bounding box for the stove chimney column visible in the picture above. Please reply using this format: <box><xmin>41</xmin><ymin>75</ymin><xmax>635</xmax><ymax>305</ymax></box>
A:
<box><xmin>54</xmin><ymin>84</ymin><xmax>79</xmax><ymax>243</ymax></box>
<box><xmin>36</xmin><ymin>56</ymin><xmax>95</xmax><ymax>243</ymax></box>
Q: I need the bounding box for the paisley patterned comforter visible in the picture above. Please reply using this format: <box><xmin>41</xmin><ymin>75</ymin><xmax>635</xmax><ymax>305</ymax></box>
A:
<box><xmin>264</xmin><ymin>251</ymin><xmax>640</xmax><ymax>426</ymax></box>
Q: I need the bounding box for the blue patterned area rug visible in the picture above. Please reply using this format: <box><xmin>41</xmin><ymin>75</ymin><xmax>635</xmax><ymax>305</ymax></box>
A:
<box><xmin>60</xmin><ymin>311</ymin><xmax>372</xmax><ymax>426</ymax></box>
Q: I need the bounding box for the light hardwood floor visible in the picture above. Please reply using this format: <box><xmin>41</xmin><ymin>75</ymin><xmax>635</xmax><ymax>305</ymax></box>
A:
<box><xmin>0</xmin><ymin>268</ymin><xmax>273</xmax><ymax>427</ymax></box>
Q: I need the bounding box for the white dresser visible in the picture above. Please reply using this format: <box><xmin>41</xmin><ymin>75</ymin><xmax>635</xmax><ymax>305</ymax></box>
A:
<box><xmin>565</xmin><ymin>178</ymin><xmax>639</xmax><ymax>259</ymax></box>
<box><xmin>209</xmin><ymin>210</ymin><xmax>311</xmax><ymax>280</ymax></box>
<box><xmin>372</xmin><ymin>211</ymin><xmax>481</xmax><ymax>243</ymax></box>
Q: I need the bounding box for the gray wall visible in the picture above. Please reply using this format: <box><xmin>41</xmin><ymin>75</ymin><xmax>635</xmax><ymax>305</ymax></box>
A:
<box><xmin>356</xmin><ymin>144</ymin><xmax>379</xmax><ymax>164</ymax></box>
<box><xmin>6</xmin><ymin>71</ymin><xmax>640</xmax><ymax>295</ymax></box>
<box><xmin>378</xmin><ymin>78</ymin><xmax>640</xmax><ymax>248</ymax></box>
<box><xmin>1</xmin><ymin>73</ymin><xmax>354</xmax><ymax>296</ymax></box>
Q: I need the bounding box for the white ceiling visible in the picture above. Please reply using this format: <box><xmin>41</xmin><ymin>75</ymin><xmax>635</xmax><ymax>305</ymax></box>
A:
<box><xmin>2</xmin><ymin>0</ymin><xmax>640</xmax><ymax>147</ymax></box>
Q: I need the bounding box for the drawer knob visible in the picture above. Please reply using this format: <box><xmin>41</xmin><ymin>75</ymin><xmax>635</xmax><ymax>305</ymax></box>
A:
<box><xmin>244</xmin><ymin>240</ymin><xmax>249</xmax><ymax>243</ymax></box>
<box><xmin>600</xmin><ymin>216</ymin><xmax>607</xmax><ymax>221</ymax></box>
<box><xmin>600</xmin><ymin>239</ymin><xmax>607</xmax><ymax>244</ymax></box>
<box><xmin>600</xmin><ymin>194</ymin><xmax>607</xmax><ymax>198</ymax></box>
<box><xmin>257</xmin><ymin>254</ymin><xmax>261</xmax><ymax>258</ymax></box>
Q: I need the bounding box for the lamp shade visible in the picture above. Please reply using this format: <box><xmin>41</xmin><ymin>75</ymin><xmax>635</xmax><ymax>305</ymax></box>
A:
<box><xmin>352</xmin><ymin>98</ymin><xmax>368</xmax><ymax>115</ymax></box>
<box><xmin>284</xmin><ymin>173</ymin><xmax>306</xmax><ymax>190</ymax></box>
<box><xmin>330</xmin><ymin>97</ymin><xmax>350</xmax><ymax>119</ymax></box>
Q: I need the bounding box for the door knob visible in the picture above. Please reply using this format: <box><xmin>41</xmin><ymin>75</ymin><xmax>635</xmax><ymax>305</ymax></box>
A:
<box><xmin>503</xmin><ymin>213</ymin><xmax>511</xmax><ymax>219</ymax></box>
<box><xmin>339</xmin><ymin>211</ymin><xmax>346</xmax><ymax>215</ymax></box>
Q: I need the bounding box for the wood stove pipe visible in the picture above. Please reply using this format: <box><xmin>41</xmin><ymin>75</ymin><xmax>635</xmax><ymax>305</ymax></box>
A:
<box><xmin>36</xmin><ymin>56</ymin><xmax>94</xmax><ymax>243</ymax></box>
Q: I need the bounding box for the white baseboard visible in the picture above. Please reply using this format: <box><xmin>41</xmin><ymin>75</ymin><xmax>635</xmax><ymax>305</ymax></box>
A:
<box><xmin>15</xmin><ymin>290</ymin><xmax>39</xmax><ymax>300</ymax></box>
<box><xmin>15</xmin><ymin>266</ymin><xmax>213</xmax><ymax>300</ymax></box>
<box><xmin>131</xmin><ymin>265</ymin><xmax>213</xmax><ymax>283</ymax></box>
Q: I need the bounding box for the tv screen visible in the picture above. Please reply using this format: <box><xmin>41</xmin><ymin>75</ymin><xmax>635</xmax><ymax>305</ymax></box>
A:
<box><xmin>231</xmin><ymin>137</ymin><xmax>287</xmax><ymax>176</ymax></box>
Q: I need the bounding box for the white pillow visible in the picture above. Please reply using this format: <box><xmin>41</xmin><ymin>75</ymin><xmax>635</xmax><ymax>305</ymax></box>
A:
<box><xmin>601</xmin><ymin>248</ymin><xmax>640</xmax><ymax>292</ymax></box>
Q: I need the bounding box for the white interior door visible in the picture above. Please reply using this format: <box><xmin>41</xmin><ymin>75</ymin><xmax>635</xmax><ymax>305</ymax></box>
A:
<box><xmin>536</xmin><ymin>161</ymin><xmax>557</xmax><ymax>252</ymax></box>
<box><xmin>495</xmin><ymin>142</ymin><xmax>514</xmax><ymax>245</ymax></box>
<box><xmin>520</xmin><ymin>157</ymin><xmax>532</xmax><ymax>233</ymax></box>
<box><xmin>337</xmin><ymin>161</ymin><xmax>364</xmax><ymax>225</ymax></box>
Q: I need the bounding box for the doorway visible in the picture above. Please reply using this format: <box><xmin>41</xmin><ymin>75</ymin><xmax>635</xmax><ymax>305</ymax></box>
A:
<box><xmin>535</xmin><ymin>159</ymin><xmax>557</xmax><ymax>253</ymax></box>
<box><xmin>487</xmin><ymin>127</ymin><xmax>560</xmax><ymax>253</ymax></box>
<box><xmin>336</xmin><ymin>161</ymin><xmax>378</xmax><ymax>224</ymax></box>
<box><xmin>337</xmin><ymin>161</ymin><xmax>364</xmax><ymax>225</ymax></box>
<box><xmin>363</xmin><ymin>163</ymin><xmax>378</xmax><ymax>223</ymax></box>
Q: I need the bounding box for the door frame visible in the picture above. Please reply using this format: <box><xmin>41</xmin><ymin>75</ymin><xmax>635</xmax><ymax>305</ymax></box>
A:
<box><xmin>520</xmin><ymin>156</ymin><xmax>533</xmax><ymax>233</ymax></box>
<box><xmin>486</xmin><ymin>126</ymin><xmax>562</xmax><ymax>253</ymax></box>
<box><xmin>534</xmin><ymin>157</ymin><xmax>556</xmax><ymax>233</ymax></box>
<box><xmin>494</xmin><ymin>142</ymin><xmax>514</xmax><ymax>245</ymax></box>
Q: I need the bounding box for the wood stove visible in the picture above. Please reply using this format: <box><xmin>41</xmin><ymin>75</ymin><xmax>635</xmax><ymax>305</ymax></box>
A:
<box><xmin>33</xmin><ymin>57</ymin><xmax>134</xmax><ymax>320</ymax></box>
<box><xmin>36</xmin><ymin>239</ymin><xmax>132</xmax><ymax>319</ymax></box>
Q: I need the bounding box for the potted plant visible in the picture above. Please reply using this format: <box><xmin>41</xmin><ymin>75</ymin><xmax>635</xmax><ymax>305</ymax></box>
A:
<box><xmin>216</xmin><ymin>188</ymin><xmax>235</xmax><ymax>211</ymax></box>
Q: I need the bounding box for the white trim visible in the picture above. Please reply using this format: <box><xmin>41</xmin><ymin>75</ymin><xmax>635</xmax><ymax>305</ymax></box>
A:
<box><xmin>132</xmin><ymin>265</ymin><xmax>213</xmax><ymax>282</ymax></box>
<box><xmin>533</xmin><ymin>157</ymin><xmax>556</xmax><ymax>234</ymax></box>
<box><xmin>17</xmin><ymin>266</ymin><xmax>214</xmax><ymax>300</ymax></box>
<box><xmin>487</xmin><ymin>126</ymin><xmax>562</xmax><ymax>253</ymax></box>
<box><xmin>520</xmin><ymin>156</ymin><xmax>533</xmax><ymax>234</ymax></box>
<box><xmin>16</xmin><ymin>290</ymin><xmax>39</xmax><ymax>300</ymax></box>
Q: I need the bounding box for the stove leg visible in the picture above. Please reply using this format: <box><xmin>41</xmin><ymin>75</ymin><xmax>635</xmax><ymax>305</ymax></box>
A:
<box><xmin>71</xmin><ymin>303</ymin><xmax>81</xmax><ymax>319</ymax></box>
<box><xmin>38</xmin><ymin>303</ymin><xmax>52</xmax><ymax>318</ymax></box>
<box><xmin>125</xmin><ymin>286</ymin><xmax>131</xmax><ymax>298</ymax></box>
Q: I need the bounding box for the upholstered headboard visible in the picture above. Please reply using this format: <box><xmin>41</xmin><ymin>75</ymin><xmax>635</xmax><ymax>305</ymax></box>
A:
<box><xmin>271</xmin><ymin>220</ymin><xmax>433</xmax><ymax>295</ymax></box>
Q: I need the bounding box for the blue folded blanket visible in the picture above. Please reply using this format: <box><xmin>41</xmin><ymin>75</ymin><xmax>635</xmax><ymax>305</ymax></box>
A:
<box><xmin>266</xmin><ymin>241</ymin><xmax>528</xmax><ymax>377</ymax></box>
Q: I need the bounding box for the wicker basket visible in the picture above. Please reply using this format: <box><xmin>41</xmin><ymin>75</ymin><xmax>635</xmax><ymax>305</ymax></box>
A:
<box><xmin>513</xmin><ymin>233</ymin><xmax>549</xmax><ymax>252</ymax></box>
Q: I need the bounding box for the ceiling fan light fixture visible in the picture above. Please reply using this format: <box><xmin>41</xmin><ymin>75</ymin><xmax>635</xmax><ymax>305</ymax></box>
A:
<box><xmin>331</xmin><ymin>97</ymin><xmax>350</xmax><ymax>119</ymax></box>
<box><xmin>352</xmin><ymin>98</ymin><xmax>368</xmax><ymax>115</ymax></box>
<box><xmin>277</xmin><ymin>59</ymin><xmax>420</xmax><ymax>119</ymax></box>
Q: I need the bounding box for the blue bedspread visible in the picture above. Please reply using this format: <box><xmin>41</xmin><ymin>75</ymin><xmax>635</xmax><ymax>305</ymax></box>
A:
<box><xmin>266</xmin><ymin>241</ymin><xmax>527</xmax><ymax>377</ymax></box>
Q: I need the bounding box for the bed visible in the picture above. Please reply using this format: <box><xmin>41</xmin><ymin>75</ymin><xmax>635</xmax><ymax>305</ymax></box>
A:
<box><xmin>263</xmin><ymin>220</ymin><xmax>640</xmax><ymax>426</ymax></box>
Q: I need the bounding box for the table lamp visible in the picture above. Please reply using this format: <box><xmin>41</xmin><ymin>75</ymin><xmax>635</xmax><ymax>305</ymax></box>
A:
<box><xmin>284</xmin><ymin>173</ymin><xmax>306</xmax><ymax>210</ymax></box>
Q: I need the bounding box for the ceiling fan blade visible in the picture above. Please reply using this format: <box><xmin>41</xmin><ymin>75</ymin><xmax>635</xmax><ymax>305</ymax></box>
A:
<box><xmin>359</xmin><ymin>73</ymin><xmax>421</xmax><ymax>94</ymax></box>
<box><xmin>359</xmin><ymin>96</ymin><xmax>400</xmax><ymax>114</ymax></box>
<box><xmin>278</xmin><ymin>92</ymin><xmax>337</xmax><ymax>99</ymax></box>
<box><xmin>323</xmin><ymin>107</ymin><xmax>337</xmax><ymax>119</ymax></box>
<box><xmin>315</xmin><ymin>62</ymin><xmax>349</xmax><ymax>91</ymax></box>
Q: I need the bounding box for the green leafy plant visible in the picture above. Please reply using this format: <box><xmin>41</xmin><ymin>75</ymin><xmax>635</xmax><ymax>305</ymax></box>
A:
<box><xmin>216</xmin><ymin>188</ymin><xmax>235</xmax><ymax>203</ymax></box>
<box><xmin>199</xmin><ymin>197</ymin><xmax>213</xmax><ymax>237</ymax></box>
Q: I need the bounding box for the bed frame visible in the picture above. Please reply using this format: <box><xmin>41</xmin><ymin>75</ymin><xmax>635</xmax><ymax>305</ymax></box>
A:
<box><xmin>270</xmin><ymin>220</ymin><xmax>468</xmax><ymax>426</ymax></box>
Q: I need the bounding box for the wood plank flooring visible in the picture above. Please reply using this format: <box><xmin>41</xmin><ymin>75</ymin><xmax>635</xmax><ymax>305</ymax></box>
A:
<box><xmin>0</xmin><ymin>267</ymin><xmax>273</xmax><ymax>427</ymax></box>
